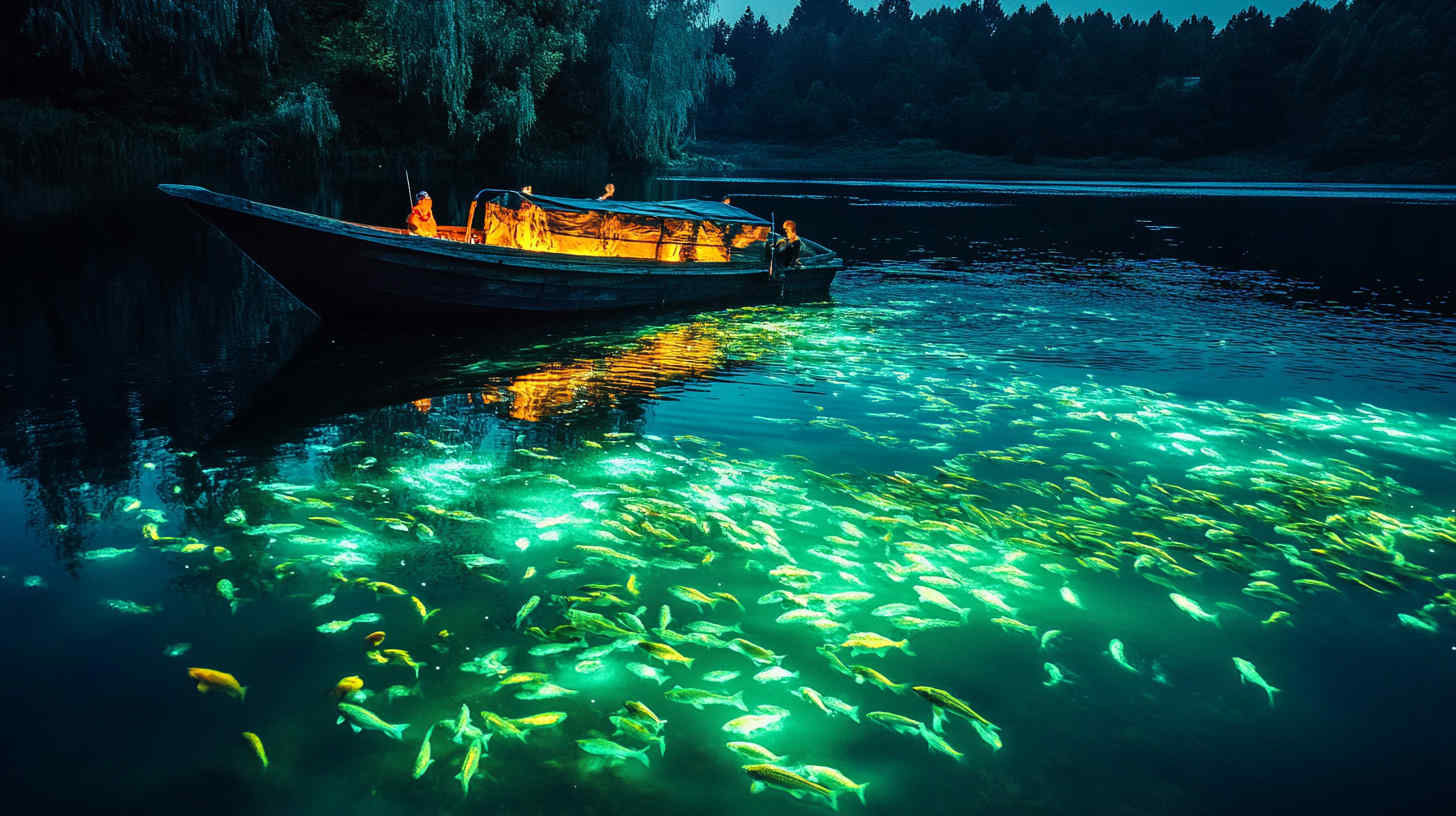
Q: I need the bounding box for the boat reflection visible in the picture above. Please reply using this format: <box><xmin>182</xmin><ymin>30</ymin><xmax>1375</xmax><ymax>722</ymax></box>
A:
<box><xmin>478</xmin><ymin>323</ymin><xmax>736</xmax><ymax>422</ymax></box>
<box><xmin>216</xmin><ymin>306</ymin><xmax>803</xmax><ymax>451</ymax></box>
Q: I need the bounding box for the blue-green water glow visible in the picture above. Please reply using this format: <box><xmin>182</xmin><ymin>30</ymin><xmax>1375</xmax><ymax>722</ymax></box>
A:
<box><xmin>2</xmin><ymin>178</ymin><xmax>1454</xmax><ymax>814</ymax></box>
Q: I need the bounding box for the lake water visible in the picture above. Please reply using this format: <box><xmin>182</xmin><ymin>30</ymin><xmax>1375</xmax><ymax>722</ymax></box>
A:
<box><xmin>2</xmin><ymin>175</ymin><xmax>1455</xmax><ymax>815</ymax></box>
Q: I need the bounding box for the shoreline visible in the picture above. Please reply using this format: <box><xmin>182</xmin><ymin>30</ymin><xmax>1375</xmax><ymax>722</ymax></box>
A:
<box><xmin>674</xmin><ymin>139</ymin><xmax>1453</xmax><ymax>184</ymax></box>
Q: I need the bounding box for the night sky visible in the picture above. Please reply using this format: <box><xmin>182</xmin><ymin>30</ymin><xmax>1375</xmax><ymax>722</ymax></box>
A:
<box><xmin>712</xmin><ymin>0</ymin><xmax>1328</xmax><ymax>27</ymax></box>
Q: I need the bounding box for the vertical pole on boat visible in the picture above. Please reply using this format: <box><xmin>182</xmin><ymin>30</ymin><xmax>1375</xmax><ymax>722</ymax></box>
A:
<box><xmin>768</xmin><ymin>210</ymin><xmax>776</xmax><ymax>279</ymax></box>
<box><xmin>406</xmin><ymin>169</ymin><xmax>413</xmax><ymax>208</ymax></box>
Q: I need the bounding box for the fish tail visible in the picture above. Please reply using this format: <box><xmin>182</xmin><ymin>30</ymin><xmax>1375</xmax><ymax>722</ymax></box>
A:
<box><xmin>847</xmin><ymin>705</ymin><xmax>861</xmax><ymax>723</ymax></box>
<box><xmin>732</xmin><ymin>690</ymin><xmax>747</xmax><ymax>711</ymax></box>
<box><xmin>684</xmin><ymin>656</ymin><xmax>695</xmax><ymax>668</ymax></box>
<box><xmin>633</xmin><ymin>746</ymin><xmax>651</xmax><ymax>767</ymax></box>
<box><xmin>901</xmin><ymin>641</ymin><xmax>917</xmax><ymax>657</ymax></box>
<box><xmin>1267</xmin><ymin>686</ymin><xmax>1280</xmax><ymax>708</ymax></box>
<box><xmin>390</xmin><ymin>722</ymin><xmax>411</xmax><ymax>740</ymax></box>
<box><xmin>655</xmin><ymin>735</ymin><xmax>667</xmax><ymax>756</ymax></box>
<box><xmin>891</xmin><ymin>681</ymin><xmax>909</xmax><ymax>694</ymax></box>
<box><xmin>856</xmin><ymin>783</ymin><xmax>868</xmax><ymax>805</ymax></box>
<box><xmin>1212</xmin><ymin>613</ymin><xmax>1222</xmax><ymax>629</ymax></box>
<box><xmin>238</xmin><ymin>686</ymin><xmax>248</xmax><ymax>701</ymax></box>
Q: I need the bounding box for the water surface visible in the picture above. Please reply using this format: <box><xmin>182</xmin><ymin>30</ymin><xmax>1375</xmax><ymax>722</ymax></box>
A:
<box><xmin>2</xmin><ymin>176</ymin><xmax>1454</xmax><ymax>815</ymax></box>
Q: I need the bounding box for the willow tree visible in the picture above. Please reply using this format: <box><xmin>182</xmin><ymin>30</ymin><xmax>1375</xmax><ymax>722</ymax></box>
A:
<box><xmin>596</xmin><ymin>0</ymin><xmax>733</xmax><ymax>165</ymax></box>
<box><xmin>372</xmin><ymin>0</ymin><xmax>595</xmax><ymax>146</ymax></box>
<box><xmin>23</xmin><ymin>0</ymin><xmax>278</xmax><ymax>89</ymax></box>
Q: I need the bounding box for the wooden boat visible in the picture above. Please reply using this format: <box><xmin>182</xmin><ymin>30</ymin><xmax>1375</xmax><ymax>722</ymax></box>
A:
<box><xmin>159</xmin><ymin>184</ymin><xmax>842</xmax><ymax>316</ymax></box>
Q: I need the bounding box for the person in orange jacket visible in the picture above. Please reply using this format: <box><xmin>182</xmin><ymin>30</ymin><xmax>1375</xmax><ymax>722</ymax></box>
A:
<box><xmin>407</xmin><ymin>190</ymin><xmax>437</xmax><ymax>237</ymax></box>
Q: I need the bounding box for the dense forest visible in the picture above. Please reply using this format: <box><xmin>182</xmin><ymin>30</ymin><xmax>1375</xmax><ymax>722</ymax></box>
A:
<box><xmin>0</xmin><ymin>0</ymin><xmax>1451</xmax><ymax>173</ymax></box>
<box><xmin>706</xmin><ymin>0</ymin><xmax>1454</xmax><ymax>169</ymax></box>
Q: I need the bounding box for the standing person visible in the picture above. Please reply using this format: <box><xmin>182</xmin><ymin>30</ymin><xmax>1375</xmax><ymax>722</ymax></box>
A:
<box><xmin>406</xmin><ymin>190</ymin><xmax>437</xmax><ymax>237</ymax></box>
<box><xmin>773</xmin><ymin>219</ymin><xmax>801</xmax><ymax>269</ymax></box>
<box><xmin>597</xmin><ymin>183</ymin><xmax>616</xmax><ymax>201</ymax></box>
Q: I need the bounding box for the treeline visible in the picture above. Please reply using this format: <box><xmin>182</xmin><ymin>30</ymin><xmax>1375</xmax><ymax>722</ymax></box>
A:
<box><xmin>705</xmin><ymin>0</ymin><xmax>1455</xmax><ymax>168</ymax></box>
<box><xmin>2</xmin><ymin>0</ymin><xmax>1451</xmax><ymax>172</ymax></box>
<box><xmin>1</xmin><ymin>0</ymin><xmax>726</xmax><ymax>168</ymax></box>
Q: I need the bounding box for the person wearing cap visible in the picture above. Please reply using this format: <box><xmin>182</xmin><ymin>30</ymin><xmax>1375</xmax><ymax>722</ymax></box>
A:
<box><xmin>772</xmin><ymin>219</ymin><xmax>801</xmax><ymax>270</ymax></box>
<box><xmin>407</xmin><ymin>190</ymin><xmax>437</xmax><ymax>237</ymax></box>
<box><xmin>597</xmin><ymin>183</ymin><xmax>615</xmax><ymax>201</ymax></box>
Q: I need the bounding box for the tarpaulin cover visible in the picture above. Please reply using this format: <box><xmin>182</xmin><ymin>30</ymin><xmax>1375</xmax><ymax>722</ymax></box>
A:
<box><xmin>519</xmin><ymin>193</ymin><xmax>772</xmax><ymax>226</ymax></box>
<box><xmin>476</xmin><ymin>199</ymin><xmax>770</xmax><ymax>263</ymax></box>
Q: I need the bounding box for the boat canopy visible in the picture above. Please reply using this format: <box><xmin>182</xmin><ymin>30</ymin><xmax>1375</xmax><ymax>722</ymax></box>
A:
<box><xmin>465</xmin><ymin>189</ymin><xmax>772</xmax><ymax>263</ymax></box>
<box><xmin>519</xmin><ymin>193</ymin><xmax>771</xmax><ymax>226</ymax></box>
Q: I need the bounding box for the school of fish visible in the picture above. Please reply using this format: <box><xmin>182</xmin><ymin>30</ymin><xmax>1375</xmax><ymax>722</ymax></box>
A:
<box><xmin>30</xmin><ymin>304</ymin><xmax>1456</xmax><ymax>809</ymax></box>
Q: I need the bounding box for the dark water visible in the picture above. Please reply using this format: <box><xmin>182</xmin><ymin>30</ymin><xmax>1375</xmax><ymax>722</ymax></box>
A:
<box><xmin>2</xmin><ymin>174</ymin><xmax>1455</xmax><ymax>815</ymax></box>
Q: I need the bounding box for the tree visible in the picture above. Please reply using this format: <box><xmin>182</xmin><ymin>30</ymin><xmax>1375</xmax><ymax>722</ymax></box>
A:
<box><xmin>597</xmin><ymin>0</ymin><xmax>732</xmax><ymax>164</ymax></box>
<box><xmin>373</xmin><ymin>0</ymin><xmax>595</xmax><ymax>146</ymax></box>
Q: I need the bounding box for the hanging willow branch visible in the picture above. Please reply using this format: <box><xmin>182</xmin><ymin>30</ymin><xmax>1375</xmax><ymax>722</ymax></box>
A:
<box><xmin>600</xmin><ymin>0</ymin><xmax>732</xmax><ymax>164</ymax></box>
<box><xmin>23</xmin><ymin>0</ymin><xmax>278</xmax><ymax>88</ymax></box>
<box><xmin>375</xmin><ymin>0</ymin><xmax>592</xmax><ymax>145</ymax></box>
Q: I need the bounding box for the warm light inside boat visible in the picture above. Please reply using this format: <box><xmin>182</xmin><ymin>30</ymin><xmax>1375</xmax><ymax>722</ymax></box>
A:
<box><xmin>471</xmin><ymin>200</ymin><xmax>767</xmax><ymax>262</ymax></box>
<box><xmin>360</xmin><ymin>190</ymin><xmax>774</xmax><ymax>263</ymax></box>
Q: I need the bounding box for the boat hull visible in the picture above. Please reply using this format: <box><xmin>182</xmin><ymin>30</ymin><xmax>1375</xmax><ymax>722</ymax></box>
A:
<box><xmin>161</xmin><ymin>185</ymin><xmax>841</xmax><ymax>316</ymax></box>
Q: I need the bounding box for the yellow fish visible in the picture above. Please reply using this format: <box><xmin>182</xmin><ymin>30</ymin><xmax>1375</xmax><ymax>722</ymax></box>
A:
<box><xmin>411</xmin><ymin>595</ymin><xmax>439</xmax><ymax>623</ymax></box>
<box><xmin>188</xmin><ymin>668</ymin><xmax>246</xmax><ymax>700</ymax></box>
<box><xmin>241</xmin><ymin>731</ymin><xmax>268</xmax><ymax>769</ymax></box>
<box><xmin>840</xmin><ymin>631</ymin><xmax>915</xmax><ymax>656</ymax></box>
<box><xmin>638</xmin><ymin>641</ymin><xmax>694</xmax><ymax>666</ymax></box>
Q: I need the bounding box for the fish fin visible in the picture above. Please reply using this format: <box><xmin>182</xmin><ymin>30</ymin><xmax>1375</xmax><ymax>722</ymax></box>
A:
<box><xmin>196</xmin><ymin>683</ymin><xmax>210</xmax><ymax>694</ymax></box>
<box><xmin>825</xmin><ymin>791</ymin><xmax>841</xmax><ymax>811</ymax></box>
<box><xmin>656</xmin><ymin>736</ymin><xmax>667</xmax><ymax>756</ymax></box>
<box><xmin>852</xmin><ymin>675</ymin><xmax>865</xmax><ymax>685</ymax></box>
<box><xmin>901</xmin><ymin>642</ymin><xmax>916</xmax><ymax>657</ymax></box>
<box><xmin>931</xmin><ymin>707</ymin><xmax>945</xmax><ymax>733</ymax></box>
<box><xmin>337</xmin><ymin>716</ymin><xmax>346</xmax><ymax>725</ymax></box>
<box><xmin>750</xmin><ymin>782</ymin><xmax>765</xmax><ymax>795</ymax></box>
<box><xmin>350</xmin><ymin>724</ymin><xmax>362</xmax><ymax>733</ymax></box>
<box><xmin>732</xmin><ymin>691</ymin><xmax>747</xmax><ymax>711</ymax></box>
<box><xmin>634</xmin><ymin>747</ymin><xmax>651</xmax><ymax>768</ymax></box>
<box><xmin>238</xmin><ymin>686</ymin><xmax>247</xmax><ymax>701</ymax></box>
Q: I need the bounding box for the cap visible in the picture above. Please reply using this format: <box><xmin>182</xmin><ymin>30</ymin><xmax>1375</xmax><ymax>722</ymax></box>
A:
<box><xmin>416</xmin><ymin>190</ymin><xmax>430</xmax><ymax>201</ymax></box>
